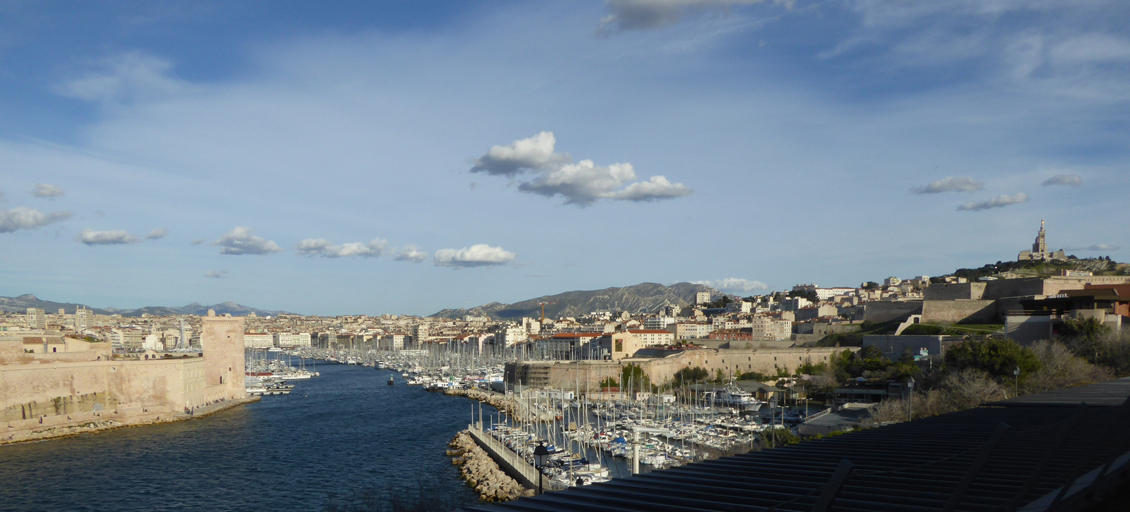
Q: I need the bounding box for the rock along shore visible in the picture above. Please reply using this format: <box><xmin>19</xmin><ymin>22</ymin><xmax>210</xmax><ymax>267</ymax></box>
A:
<box><xmin>444</xmin><ymin>388</ymin><xmax>553</xmax><ymax>422</ymax></box>
<box><xmin>448</xmin><ymin>430</ymin><xmax>534</xmax><ymax>502</ymax></box>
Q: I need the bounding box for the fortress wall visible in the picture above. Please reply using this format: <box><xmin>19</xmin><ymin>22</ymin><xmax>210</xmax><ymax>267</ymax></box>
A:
<box><xmin>921</xmin><ymin>300</ymin><xmax>999</xmax><ymax>324</ymax></box>
<box><xmin>525</xmin><ymin>348</ymin><xmax>852</xmax><ymax>390</ymax></box>
<box><xmin>0</xmin><ymin>317</ymin><xmax>247</xmax><ymax>436</ymax></box>
<box><xmin>923</xmin><ymin>283</ymin><xmax>986</xmax><ymax>301</ymax></box>
<box><xmin>864</xmin><ymin>301</ymin><xmax>923</xmax><ymax>323</ymax></box>
<box><xmin>0</xmin><ymin>358</ymin><xmax>206</xmax><ymax>422</ymax></box>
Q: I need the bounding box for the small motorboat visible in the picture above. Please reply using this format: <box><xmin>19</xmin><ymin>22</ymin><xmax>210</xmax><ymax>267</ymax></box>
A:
<box><xmin>387</xmin><ymin>375</ymin><xmax>395</xmax><ymax>385</ymax></box>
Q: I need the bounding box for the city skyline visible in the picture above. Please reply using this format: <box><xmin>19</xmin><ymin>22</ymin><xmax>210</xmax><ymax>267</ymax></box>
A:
<box><xmin>2</xmin><ymin>1</ymin><xmax>1128</xmax><ymax>316</ymax></box>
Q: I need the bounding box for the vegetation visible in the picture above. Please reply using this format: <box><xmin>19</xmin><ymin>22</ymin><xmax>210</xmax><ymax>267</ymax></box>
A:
<box><xmin>759</xmin><ymin>427</ymin><xmax>800</xmax><ymax>448</ymax></box>
<box><xmin>700</xmin><ymin>296</ymin><xmax>734</xmax><ymax>309</ymax></box>
<box><xmin>812</xmin><ymin>320</ymin><xmax>902</xmax><ymax>347</ymax></box>
<box><xmin>620</xmin><ymin>364</ymin><xmax>653</xmax><ymax>393</ymax></box>
<box><xmin>944</xmin><ymin>337</ymin><xmax>1040</xmax><ymax>381</ymax></box>
<box><xmin>673</xmin><ymin>366</ymin><xmax>709</xmax><ymax>384</ymax></box>
<box><xmin>951</xmin><ymin>257</ymin><xmax>1127</xmax><ymax>281</ymax></box>
<box><xmin>900</xmin><ymin>324</ymin><xmax>1003</xmax><ymax>336</ymax></box>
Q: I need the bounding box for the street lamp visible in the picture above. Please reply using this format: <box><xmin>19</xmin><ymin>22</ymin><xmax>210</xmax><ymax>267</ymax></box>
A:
<box><xmin>1013</xmin><ymin>366</ymin><xmax>1020</xmax><ymax>398</ymax></box>
<box><xmin>768</xmin><ymin>397</ymin><xmax>778</xmax><ymax>448</ymax></box>
<box><xmin>533</xmin><ymin>442</ymin><xmax>549</xmax><ymax>495</ymax></box>
<box><xmin>906</xmin><ymin>377</ymin><xmax>915</xmax><ymax>422</ymax></box>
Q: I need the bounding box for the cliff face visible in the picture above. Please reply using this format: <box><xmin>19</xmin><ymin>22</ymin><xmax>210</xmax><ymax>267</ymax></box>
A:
<box><xmin>430</xmin><ymin>282</ymin><xmax>716</xmax><ymax>320</ymax></box>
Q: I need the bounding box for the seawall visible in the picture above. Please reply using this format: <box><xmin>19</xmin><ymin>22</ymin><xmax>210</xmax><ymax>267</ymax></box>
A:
<box><xmin>1</xmin><ymin>396</ymin><xmax>259</xmax><ymax>446</ymax></box>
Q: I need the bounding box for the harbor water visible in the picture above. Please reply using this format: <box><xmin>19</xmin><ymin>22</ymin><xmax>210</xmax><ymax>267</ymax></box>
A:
<box><xmin>0</xmin><ymin>361</ymin><xmax>483</xmax><ymax>512</ymax></box>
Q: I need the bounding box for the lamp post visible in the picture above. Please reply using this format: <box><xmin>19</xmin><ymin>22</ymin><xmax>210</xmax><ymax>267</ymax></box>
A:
<box><xmin>533</xmin><ymin>442</ymin><xmax>549</xmax><ymax>495</ymax></box>
<box><xmin>906</xmin><ymin>377</ymin><xmax>915</xmax><ymax>422</ymax></box>
<box><xmin>1013</xmin><ymin>366</ymin><xmax>1020</xmax><ymax>398</ymax></box>
<box><xmin>768</xmin><ymin>397</ymin><xmax>778</xmax><ymax>448</ymax></box>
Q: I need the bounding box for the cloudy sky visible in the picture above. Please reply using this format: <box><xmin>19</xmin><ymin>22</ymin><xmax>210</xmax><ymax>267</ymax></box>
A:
<box><xmin>2</xmin><ymin>1</ymin><xmax>1127</xmax><ymax>316</ymax></box>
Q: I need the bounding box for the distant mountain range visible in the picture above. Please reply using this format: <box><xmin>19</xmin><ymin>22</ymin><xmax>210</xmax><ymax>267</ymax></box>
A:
<box><xmin>430</xmin><ymin>282</ymin><xmax>717</xmax><ymax>320</ymax></box>
<box><xmin>0</xmin><ymin>294</ymin><xmax>295</xmax><ymax>318</ymax></box>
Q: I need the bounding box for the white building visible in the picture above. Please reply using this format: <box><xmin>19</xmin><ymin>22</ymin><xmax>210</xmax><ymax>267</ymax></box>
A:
<box><xmin>780</xmin><ymin>297</ymin><xmax>812</xmax><ymax>312</ymax></box>
<box><xmin>725</xmin><ymin>301</ymin><xmax>752</xmax><ymax>314</ymax></box>
<box><xmin>694</xmin><ymin>292</ymin><xmax>712</xmax><ymax>305</ymax></box>
<box><xmin>628</xmin><ymin>329</ymin><xmax>675</xmax><ymax>346</ymax></box>
<box><xmin>378</xmin><ymin>334</ymin><xmax>409</xmax><ymax>350</ymax></box>
<box><xmin>75</xmin><ymin>307</ymin><xmax>91</xmax><ymax>331</ymax></box>
<box><xmin>244</xmin><ymin>333</ymin><xmax>274</xmax><ymax>349</ymax></box>
<box><xmin>493</xmin><ymin>324</ymin><xmax>527</xmax><ymax>347</ymax></box>
<box><xmin>669</xmin><ymin>322</ymin><xmax>711</xmax><ymax>340</ymax></box>
<box><xmin>26</xmin><ymin>308</ymin><xmax>46</xmax><ymax>330</ymax></box>
<box><xmin>815</xmin><ymin>288</ymin><xmax>856</xmax><ymax>301</ymax></box>
<box><xmin>643</xmin><ymin>316</ymin><xmax>677</xmax><ymax>330</ymax></box>
<box><xmin>274</xmin><ymin>332</ymin><xmax>312</xmax><ymax>348</ymax></box>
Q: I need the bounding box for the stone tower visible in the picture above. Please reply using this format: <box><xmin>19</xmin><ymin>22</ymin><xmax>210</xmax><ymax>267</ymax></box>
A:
<box><xmin>200</xmin><ymin>317</ymin><xmax>246</xmax><ymax>400</ymax></box>
<box><xmin>1032</xmin><ymin>220</ymin><xmax>1047</xmax><ymax>255</ymax></box>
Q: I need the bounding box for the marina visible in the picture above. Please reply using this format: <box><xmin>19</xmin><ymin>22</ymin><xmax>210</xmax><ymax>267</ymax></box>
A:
<box><xmin>291</xmin><ymin>345</ymin><xmax>813</xmax><ymax>495</ymax></box>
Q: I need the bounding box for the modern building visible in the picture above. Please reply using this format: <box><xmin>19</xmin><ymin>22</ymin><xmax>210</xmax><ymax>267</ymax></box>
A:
<box><xmin>26</xmin><ymin>308</ymin><xmax>46</xmax><ymax>330</ymax></box>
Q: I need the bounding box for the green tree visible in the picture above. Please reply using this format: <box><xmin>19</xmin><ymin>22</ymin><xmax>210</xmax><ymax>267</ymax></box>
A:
<box><xmin>620</xmin><ymin>364</ymin><xmax>652</xmax><ymax>392</ymax></box>
<box><xmin>1060</xmin><ymin>317</ymin><xmax>1110</xmax><ymax>343</ymax></box>
<box><xmin>944</xmin><ymin>338</ymin><xmax>1041</xmax><ymax>381</ymax></box>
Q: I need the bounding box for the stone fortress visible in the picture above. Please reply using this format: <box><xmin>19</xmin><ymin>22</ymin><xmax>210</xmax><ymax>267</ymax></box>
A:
<box><xmin>1018</xmin><ymin>220</ymin><xmax>1067</xmax><ymax>261</ymax></box>
<box><xmin>0</xmin><ymin>317</ymin><xmax>248</xmax><ymax>444</ymax></box>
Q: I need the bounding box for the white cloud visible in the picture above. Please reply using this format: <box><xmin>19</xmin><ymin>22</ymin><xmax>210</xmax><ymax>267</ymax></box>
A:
<box><xmin>0</xmin><ymin>207</ymin><xmax>72</xmax><ymax>233</ymax></box>
<box><xmin>146</xmin><ymin>227</ymin><xmax>168</xmax><ymax>239</ymax></box>
<box><xmin>473</xmin><ymin>132</ymin><xmax>693</xmax><ymax>206</ymax></box>
<box><xmin>56</xmin><ymin>51</ymin><xmax>190</xmax><ymax>104</ymax></box>
<box><xmin>190</xmin><ymin>239</ymin><xmax>205</xmax><ymax>245</ymax></box>
<box><xmin>519</xmin><ymin>160</ymin><xmax>637</xmax><ymax>206</ymax></box>
<box><xmin>296</xmin><ymin>238</ymin><xmax>387</xmax><ymax>258</ymax></box>
<box><xmin>394</xmin><ymin>246</ymin><xmax>428</xmax><ymax>263</ymax></box>
<box><xmin>204</xmin><ymin>270</ymin><xmax>229</xmax><ymax>279</ymax></box>
<box><xmin>212</xmin><ymin>226</ymin><xmax>283</xmax><ymax>255</ymax></box>
<box><xmin>1042</xmin><ymin>174</ymin><xmax>1082</xmax><ymax>187</ymax></box>
<box><xmin>470</xmin><ymin>131</ymin><xmax>570</xmax><ymax>177</ymax></box>
<box><xmin>33</xmin><ymin>183</ymin><xmax>65</xmax><ymax>198</ymax></box>
<box><xmin>957</xmin><ymin>192</ymin><xmax>1029</xmax><ymax>211</ymax></box>
<box><xmin>76</xmin><ymin>229</ymin><xmax>139</xmax><ymax>246</ymax></box>
<box><xmin>695</xmin><ymin>278</ymin><xmax>769</xmax><ymax>293</ymax></box>
<box><xmin>615</xmin><ymin>176</ymin><xmax>693</xmax><ymax>202</ymax></box>
<box><xmin>598</xmin><ymin>0</ymin><xmax>780</xmax><ymax>34</ymax></box>
<box><xmin>434</xmin><ymin>244</ymin><xmax>516</xmax><ymax>268</ymax></box>
<box><xmin>913</xmin><ymin>176</ymin><xmax>983</xmax><ymax>194</ymax></box>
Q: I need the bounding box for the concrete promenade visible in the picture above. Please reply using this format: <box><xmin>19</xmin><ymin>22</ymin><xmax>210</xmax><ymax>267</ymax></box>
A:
<box><xmin>1</xmin><ymin>396</ymin><xmax>259</xmax><ymax>446</ymax></box>
<box><xmin>466</xmin><ymin>423</ymin><xmax>564</xmax><ymax>492</ymax></box>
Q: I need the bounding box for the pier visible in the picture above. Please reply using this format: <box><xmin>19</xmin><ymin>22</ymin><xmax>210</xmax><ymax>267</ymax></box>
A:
<box><xmin>467</xmin><ymin>423</ymin><xmax>565</xmax><ymax>492</ymax></box>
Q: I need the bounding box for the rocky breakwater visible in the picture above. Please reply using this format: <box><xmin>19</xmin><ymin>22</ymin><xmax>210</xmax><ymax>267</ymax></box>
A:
<box><xmin>448</xmin><ymin>430</ymin><xmax>534</xmax><ymax>502</ymax></box>
<box><xmin>445</xmin><ymin>388</ymin><xmax>552</xmax><ymax>422</ymax></box>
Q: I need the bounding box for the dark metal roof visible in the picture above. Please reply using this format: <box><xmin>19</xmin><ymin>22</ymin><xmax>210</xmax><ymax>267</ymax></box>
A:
<box><xmin>466</xmin><ymin>378</ymin><xmax>1130</xmax><ymax>512</ymax></box>
<box><xmin>989</xmin><ymin>377</ymin><xmax>1130</xmax><ymax>408</ymax></box>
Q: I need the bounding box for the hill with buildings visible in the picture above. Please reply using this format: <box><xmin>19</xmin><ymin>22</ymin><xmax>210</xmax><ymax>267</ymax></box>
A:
<box><xmin>0</xmin><ymin>294</ymin><xmax>294</xmax><ymax>317</ymax></box>
<box><xmin>951</xmin><ymin>257</ymin><xmax>1128</xmax><ymax>282</ymax></box>
<box><xmin>430</xmin><ymin>282</ymin><xmax>717</xmax><ymax>320</ymax></box>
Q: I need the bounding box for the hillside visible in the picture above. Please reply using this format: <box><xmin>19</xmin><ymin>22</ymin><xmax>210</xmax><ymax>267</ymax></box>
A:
<box><xmin>431</xmin><ymin>282</ymin><xmax>717</xmax><ymax>320</ymax></box>
<box><xmin>0</xmin><ymin>294</ymin><xmax>294</xmax><ymax>317</ymax></box>
<box><xmin>951</xmin><ymin>257</ymin><xmax>1128</xmax><ymax>282</ymax></box>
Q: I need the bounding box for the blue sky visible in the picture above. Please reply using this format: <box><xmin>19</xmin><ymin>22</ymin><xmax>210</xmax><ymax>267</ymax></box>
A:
<box><xmin>2</xmin><ymin>0</ymin><xmax>1128</xmax><ymax>316</ymax></box>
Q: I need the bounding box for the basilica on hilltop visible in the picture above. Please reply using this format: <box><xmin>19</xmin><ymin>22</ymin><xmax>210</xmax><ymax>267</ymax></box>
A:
<box><xmin>1018</xmin><ymin>220</ymin><xmax>1067</xmax><ymax>261</ymax></box>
